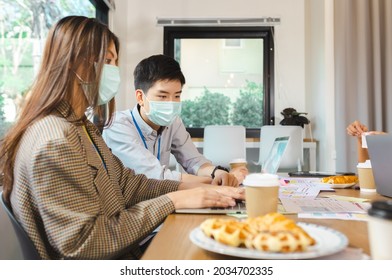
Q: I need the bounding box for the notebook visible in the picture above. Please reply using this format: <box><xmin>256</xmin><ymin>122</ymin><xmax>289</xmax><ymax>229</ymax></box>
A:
<box><xmin>175</xmin><ymin>136</ymin><xmax>289</xmax><ymax>214</ymax></box>
<box><xmin>365</xmin><ymin>134</ymin><xmax>392</xmax><ymax>198</ymax></box>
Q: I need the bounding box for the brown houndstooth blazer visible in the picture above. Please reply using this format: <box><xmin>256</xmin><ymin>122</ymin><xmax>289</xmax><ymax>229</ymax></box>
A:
<box><xmin>10</xmin><ymin>101</ymin><xmax>179</xmax><ymax>259</ymax></box>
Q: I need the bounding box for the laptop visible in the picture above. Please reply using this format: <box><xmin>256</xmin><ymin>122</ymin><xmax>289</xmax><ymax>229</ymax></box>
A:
<box><xmin>366</xmin><ymin>134</ymin><xmax>392</xmax><ymax>198</ymax></box>
<box><xmin>261</xmin><ymin>136</ymin><xmax>290</xmax><ymax>174</ymax></box>
<box><xmin>175</xmin><ymin>136</ymin><xmax>290</xmax><ymax>214</ymax></box>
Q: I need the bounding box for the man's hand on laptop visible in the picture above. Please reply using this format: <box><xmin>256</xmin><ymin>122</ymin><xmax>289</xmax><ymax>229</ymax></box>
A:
<box><xmin>211</xmin><ymin>172</ymin><xmax>239</xmax><ymax>187</ymax></box>
<box><xmin>229</xmin><ymin>166</ymin><xmax>249</xmax><ymax>184</ymax></box>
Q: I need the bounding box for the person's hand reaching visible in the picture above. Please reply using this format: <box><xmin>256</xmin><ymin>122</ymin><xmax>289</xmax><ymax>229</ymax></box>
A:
<box><xmin>347</xmin><ymin>120</ymin><xmax>368</xmax><ymax>137</ymax></box>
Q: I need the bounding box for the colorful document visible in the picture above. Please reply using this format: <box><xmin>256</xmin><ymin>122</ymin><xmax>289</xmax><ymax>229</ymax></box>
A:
<box><xmin>298</xmin><ymin>212</ymin><xmax>369</xmax><ymax>221</ymax></box>
<box><xmin>280</xmin><ymin>197</ymin><xmax>370</xmax><ymax>214</ymax></box>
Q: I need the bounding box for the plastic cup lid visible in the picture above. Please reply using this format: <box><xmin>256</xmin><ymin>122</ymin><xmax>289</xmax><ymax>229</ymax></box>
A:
<box><xmin>357</xmin><ymin>159</ymin><xmax>372</xmax><ymax>168</ymax></box>
<box><xmin>243</xmin><ymin>173</ymin><xmax>279</xmax><ymax>187</ymax></box>
<box><xmin>368</xmin><ymin>200</ymin><xmax>392</xmax><ymax>220</ymax></box>
<box><xmin>229</xmin><ymin>158</ymin><xmax>247</xmax><ymax>164</ymax></box>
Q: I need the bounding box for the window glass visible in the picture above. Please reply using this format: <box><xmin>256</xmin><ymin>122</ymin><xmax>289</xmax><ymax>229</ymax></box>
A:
<box><xmin>177</xmin><ymin>38</ymin><xmax>264</xmax><ymax>129</ymax></box>
<box><xmin>164</xmin><ymin>27</ymin><xmax>274</xmax><ymax>137</ymax></box>
<box><xmin>0</xmin><ymin>0</ymin><xmax>96</xmax><ymax>138</ymax></box>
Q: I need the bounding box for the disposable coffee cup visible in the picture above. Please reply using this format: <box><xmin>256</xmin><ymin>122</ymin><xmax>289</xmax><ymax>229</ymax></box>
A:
<box><xmin>243</xmin><ymin>173</ymin><xmax>280</xmax><ymax>218</ymax></box>
<box><xmin>229</xmin><ymin>158</ymin><xmax>248</xmax><ymax>169</ymax></box>
<box><xmin>368</xmin><ymin>200</ymin><xmax>392</xmax><ymax>259</ymax></box>
<box><xmin>357</xmin><ymin>160</ymin><xmax>376</xmax><ymax>192</ymax></box>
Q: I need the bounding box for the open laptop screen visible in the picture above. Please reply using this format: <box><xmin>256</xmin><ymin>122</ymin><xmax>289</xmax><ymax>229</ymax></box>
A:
<box><xmin>262</xmin><ymin>136</ymin><xmax>290</xmax><ymax>174</ymax></box>
<box><xmin>366</xmin><ymin>134</ymin><xmax>392</xmax><ymax>198</ymax></box>
<box><xmin>176</xmin><ymin>136</ymin><xmax>289</xmax><ymax>214</ymax></box>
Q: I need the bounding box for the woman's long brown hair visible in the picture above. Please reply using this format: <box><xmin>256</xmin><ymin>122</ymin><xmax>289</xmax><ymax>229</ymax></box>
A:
<box><xmin>0</xmin><ymin>16</ymin><xmax>119</xmax><ymax>202</ymax></box>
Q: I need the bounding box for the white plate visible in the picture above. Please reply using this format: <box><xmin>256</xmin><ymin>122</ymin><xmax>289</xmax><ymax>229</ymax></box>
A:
<box><xmin>189</xmin><ymin>223</ymin><xmax>348</xmax><ymax>259</ymax></box>
<box><xmin>318</xmin><ymin>182</ymin><xmax>357</xmax><ymax>189</ymax></box>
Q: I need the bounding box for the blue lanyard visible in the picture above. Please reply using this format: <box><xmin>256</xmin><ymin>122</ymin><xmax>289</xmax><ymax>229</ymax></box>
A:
<box><xmin>131</xmin><ymin>110</ymin><xmax>161</xmax><ymax>161</ymax></box>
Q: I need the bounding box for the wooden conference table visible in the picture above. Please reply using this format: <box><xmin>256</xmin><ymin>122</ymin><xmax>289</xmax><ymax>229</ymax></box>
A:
<box><xmin>142</xmin><ymin>188</ymin><xmax>390</xmax><ymax>260</ymax></box>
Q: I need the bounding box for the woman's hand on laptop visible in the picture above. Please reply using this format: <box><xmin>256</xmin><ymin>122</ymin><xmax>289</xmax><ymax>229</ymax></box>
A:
<box><xmin>167</xmin><ymin>185</ymin><xmax>244</xmax><ymax>209</ymax></box>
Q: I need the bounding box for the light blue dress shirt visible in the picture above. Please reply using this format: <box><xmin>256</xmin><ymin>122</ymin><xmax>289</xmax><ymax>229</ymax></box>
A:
<box><xmin>102</xmin><ymin>105</ymin><xmax>211</xmax><ymax>181</ymax></box>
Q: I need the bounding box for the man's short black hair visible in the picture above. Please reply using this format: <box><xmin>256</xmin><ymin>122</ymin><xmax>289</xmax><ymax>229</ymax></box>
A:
<box><xmin>133</xmin><ymin>54</ymin><xmax>186</xmax><ymax>93</ymax></box>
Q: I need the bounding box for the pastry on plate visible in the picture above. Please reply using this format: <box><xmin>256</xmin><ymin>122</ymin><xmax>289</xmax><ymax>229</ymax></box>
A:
<box><xmin>200</xmin><ymin>213</ymin><xmax>316</xmax><ymax>252</ymax></box>
<box><xmin>321</xmin><ymin>175</ymin><xmax>358</xmax><ymax>184</ymax></box>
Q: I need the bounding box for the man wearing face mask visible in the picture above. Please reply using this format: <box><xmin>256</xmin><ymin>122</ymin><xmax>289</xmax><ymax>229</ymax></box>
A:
<box><xmin>103</xmin><ymin>54</ymin><xmax>247</xmax><ymax>186</ymax></box>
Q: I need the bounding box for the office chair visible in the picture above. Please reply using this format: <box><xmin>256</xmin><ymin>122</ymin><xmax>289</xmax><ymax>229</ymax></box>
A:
<box><xmin>203</xmin><ymin>125</ymin><xmax>246</xmax><ymax>168</ymax></box>
<box><xmin>0</xmin><ymin>191</ymin><xmax>41</xmax><ymax>260</ymax></box>
<box><xmin>258</xmin><ymin>125</ymin><xmax>303</xmax><ymax>171</ymax></box>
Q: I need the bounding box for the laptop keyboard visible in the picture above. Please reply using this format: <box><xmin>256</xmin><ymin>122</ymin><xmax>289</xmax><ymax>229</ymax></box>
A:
<box><xmin>175</xmin><ymin>200</ymin><xmax>247</xmax><ymax>214</ymax></box>
<box><xmin>211</xmin><ymin>200</ymin><xmax>246</xmax><ymax>211</ymax></box>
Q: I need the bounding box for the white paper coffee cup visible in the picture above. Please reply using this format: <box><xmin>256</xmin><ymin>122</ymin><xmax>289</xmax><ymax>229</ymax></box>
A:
<box><xmin>357</xmin><ymin>160</ymin><xmax>376</xmax><ymax>192</ymax></box>
<box><xmin>243</xmin><ymin>173</ymin><xmax>280</xmax><ymax>218</ymax></box>
<box><xmin>229</xmin><ymin>158</ymin><xmax>247</xmax><ymax>169</ymax></box>
<box><xmin>368</xmin><ymin>201</ymin><xmax>392</xmax><ymax>259</ymax></box>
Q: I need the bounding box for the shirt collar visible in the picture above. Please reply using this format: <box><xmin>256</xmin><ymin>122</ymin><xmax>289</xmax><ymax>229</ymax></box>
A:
<box><xmin>133</xmin><ymin>104</ymin><xmax>156</xmax><ymax>136</ymax></box>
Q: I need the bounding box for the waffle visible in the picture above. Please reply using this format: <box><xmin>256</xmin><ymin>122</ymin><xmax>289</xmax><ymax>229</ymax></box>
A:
<box><xmin>200</xmin><ymin>213</ymin><xmax>316</xmax><ymax>253</ymax></box>
<box><xmin>200</xmin><ymin>218</ymin><xmax>253</xmax><ymax>247</ymax></box>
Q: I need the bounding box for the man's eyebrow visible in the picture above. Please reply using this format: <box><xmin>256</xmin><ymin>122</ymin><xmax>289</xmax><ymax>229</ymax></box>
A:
<box><xmin>157</xmin><ymin>90</ymin><xmax>182</xmax><ymax>94</ymax></box>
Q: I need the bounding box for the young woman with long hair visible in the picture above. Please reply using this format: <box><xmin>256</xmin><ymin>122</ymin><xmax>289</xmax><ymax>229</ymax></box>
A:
<box><xmin>0</xmin><ymin>16</ymin><xmax>243</xmax><ymax>259</ymax></box>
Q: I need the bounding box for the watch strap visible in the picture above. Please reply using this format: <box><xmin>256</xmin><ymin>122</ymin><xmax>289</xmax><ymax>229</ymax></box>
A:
<box><xmin>211</xmin><ymin>165</ymin><xmax>229</xmax><ymax>179</ymax></box>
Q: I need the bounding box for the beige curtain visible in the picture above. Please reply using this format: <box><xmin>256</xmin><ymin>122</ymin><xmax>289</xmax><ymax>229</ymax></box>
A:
<box><xmin>334</xmin><ymin>0</ymin><xmax>392</xmax><ymax>171</ymax></box>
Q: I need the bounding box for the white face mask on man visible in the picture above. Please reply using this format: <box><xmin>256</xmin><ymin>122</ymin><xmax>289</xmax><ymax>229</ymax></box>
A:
<box><xmin>143</xmin><ymin>93</ymin><xmax>182</xmax><ymax>126</ymax></box>
<box><xmin>75</xmin><ymin>63</ymin><xmax>121</xmax><ymax>106</ymax></box>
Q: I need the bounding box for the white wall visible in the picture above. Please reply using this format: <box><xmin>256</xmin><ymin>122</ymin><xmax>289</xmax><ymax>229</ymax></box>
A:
<box><xmin>305</xmin><ymin>0</ymin><xmax>335</xmax><ymax>171</ymax></box>
<box><xmin>110</xmin><ymin>0</ymin><xmax>335</xmax><ymax>171</ymax></box>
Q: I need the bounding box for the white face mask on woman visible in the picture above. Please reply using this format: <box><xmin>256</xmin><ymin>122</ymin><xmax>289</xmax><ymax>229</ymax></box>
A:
<box><xmin>97</xmin><ymin>64</ymin><xmax>121</xmax><ymax>105</ymax></box>
<box><xmin>75</xmin><ymin>64</ymin><xmax>121</xmax><ymax>106</ymax></box>
<box><xmin>143</xmin><ymin>94</ymin><xmax>182</xmax><ymax>126</ymax></box>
